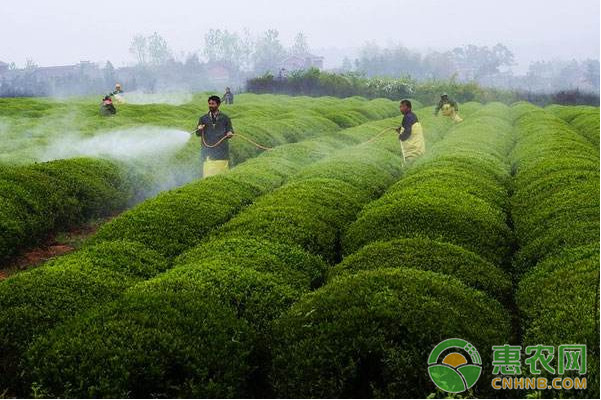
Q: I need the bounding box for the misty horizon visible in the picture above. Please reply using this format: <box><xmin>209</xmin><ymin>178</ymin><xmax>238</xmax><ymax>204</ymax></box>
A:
<box><xmin>2</xmin><ymin>0</ymin><xmax>599</xmax><ymax>74</ymax></box>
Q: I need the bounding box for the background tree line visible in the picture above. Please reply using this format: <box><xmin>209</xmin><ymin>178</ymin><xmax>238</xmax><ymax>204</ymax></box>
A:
<box><xmin>0</xmin><ymin>29</ymin><xmax>598</xmax><ymax>102</ymax></box>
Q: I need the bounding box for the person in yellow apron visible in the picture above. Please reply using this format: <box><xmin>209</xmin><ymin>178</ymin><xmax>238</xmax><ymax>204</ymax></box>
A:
<box><xmin>395</xmin><ymin>99</ymin><xmax>426</xmax><ymax>162</ymax></box>
<box><xmin>196</xmin><ymin>95</ymin><xmax>234</xmax><ymax>177</ymax></box>
<box><xmin>435</xmin><ymin>93</ymin><xmax>463</xmax><ymax>123</ymax></box>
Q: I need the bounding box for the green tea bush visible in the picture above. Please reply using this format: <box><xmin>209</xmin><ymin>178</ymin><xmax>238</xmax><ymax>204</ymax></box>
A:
<box><xmin>344</xmin><ymin>188</ymin><xmax>512</xmax><ymax>264</ymax></box>
<box><xmin>0</xmin><ymin>158</ymin><xmax>140</xmax><ymax>261</ymax></box>
<box><xmin>176</xmin><ymin>237</ymin><xmax>327</xmax><ymax>290</ymax></box>
<box><xmin>330</xmin><ymin>238</ymin><xmax>511</xmax><ymax>303</ymax></box>
<box><xmin>516</xmin><ymin>245</ymin><xmax>600</xmax><ymax>398</ymax></box>
<box><xmin>293</xmin><ymin>145</ymin><xmax>402</xmax><ymax>197</ymax></box>
<box><xmin>325</xmin><ymin>110</ymin><xmax>370</xmax><ymax>128</ymax></box>
<box><xmin>0</xmin><ymin>240</ymin><xmax>167</xmax><ymax>394</ymax></box>
<box><xmin>26</xmin><ymin>290</ymin><xmax>255</xmax><ymax>398</ymax></box>
<box><xmin>91</xmin><ymin>98</ymin><xmax>398</xmax><ymax>259</ymax></box>
<box><xmin>270</xmin><ymin>268</ymin><xmax>511</xmax><ymax>398</ymax></box>
<box><xmin>25</xmin><ymin>252</ymin><xmax>318</xmax><ymax>398</ymax></box>
<box><xmin>216</xmin><ymin>178</ymin><xmax>371</xmax><ymax>264</ymax></box>
<box><xmin>344</xmin><ymin>109</ymin><xmax>514</xmax><ymax>265</ymax></box>
<box><xmin>92</xmin><ymin>136</ymin><xmax>357</xmax><ymax>259</ymax></box>
<box><xmin>511</xmin><ymin>109</ymin><xmax>599</xmax><ymax>270</ymax></box>
<box><xmin>545</xmin><ymin>104</ymin><xmax>598</xmax><ymax>122</ymax></box>
<box><xmin>517</xmin><ymin>244</ymin><xmax>599</xmax><ymax>338</ymax></box>
<box><xmin>512</xmin><ymin>105</ymin><xmax>600</xmax><ymax>398</ymax></box>
<box><xmin>570</xmin><ymin>111</ymin><xmax>600</xmax><ymax>148</ymax></box>
<box><xmin>92</xmin><ymin>175</ymin><xmax>263</xmax><ymax>258</ymax></box>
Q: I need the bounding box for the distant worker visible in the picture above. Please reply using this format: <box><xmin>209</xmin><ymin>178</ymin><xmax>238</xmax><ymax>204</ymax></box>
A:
<box><xmin>110</xmin><ymin>83</ymin><xmax>125</xmax><ymax>103</ymax></box>
<box><xmin>99</xmin><ymin>96</ymin><xmax>116</xmax><ymax>116</ymax></box>
<box><xmin>434</xmin><ymin>93</ymin><xmax>463</xmax><ymax>122</ymax></box>
<box><xmin>222</xmin><ymin>87</ymin><xmax>234</xmax><ymax>104</ymax></box>
<box><xmin>196</xmin><ymin>95</ymin><xmax>234</xmax><ymax>177</ymax></box>
<box><xmin>395</xmin><ymin>99</ymin><xmax>425</xmax><ymax>162</ymax></box>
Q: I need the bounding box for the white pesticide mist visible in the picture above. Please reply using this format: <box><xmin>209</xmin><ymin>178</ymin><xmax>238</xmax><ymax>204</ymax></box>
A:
<box><xmin>38</xmin><ymin>126</ymin><xmax>199</xmax><ymax>199</ymax></box>
<box><xmin>39</xmin><ymin>127</ymin><xmax>190</xmax><ymax>161</ymax></box>
<box><xmin>121</xmin><ymin>91</ymin><xmax>194</xmax><ymax>105</ymax></box>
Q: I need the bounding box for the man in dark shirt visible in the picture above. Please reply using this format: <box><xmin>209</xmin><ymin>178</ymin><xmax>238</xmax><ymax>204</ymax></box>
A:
<box><xmin>196</xmin><ymin>95</ymin><xmax>234</xmax><ymax>177</ymax></box>
<box><xmin>222</xmin><ymin>87</ymin><xmax>234</xmax><ymax>104</ymax></box>
<box><xmin>395</xmin><ymin>99</ymin><xmax>425</xmax><ymax>162</ymax></box>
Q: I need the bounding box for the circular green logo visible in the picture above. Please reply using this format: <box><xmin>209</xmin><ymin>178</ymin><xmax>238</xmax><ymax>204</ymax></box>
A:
<box><xmin>428</xmin><ymin>338</ymin><xmax>482</xmax><ymax>393</ymax></box>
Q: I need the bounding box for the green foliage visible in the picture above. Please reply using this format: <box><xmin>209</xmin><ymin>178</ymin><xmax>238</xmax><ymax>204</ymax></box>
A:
<box><xmin>247</xmin><ymin>69</ymin><xmax>518</xmax><ymax>105</ymax></box>
<box><xmin>330</xmin><ymin>238</ymin><xmax>511</xmax><ymax>304</ymax></box>
<box><xmin>517</xmin><ymin>244</ymin><xmax>599</xmax><ymax>343</ymax></box>
<box><xmin>26</xmin><ymin>241</ymin><xmax>324</xmax><ymax>397</ymax></box>
<box><xmin>0</xmin><ymin>158</ymin><xmax>140</xmax><ymax>261</ymax></box>
<box><xmin>0</xmin><ymin>96</ymin><xmax>402</xmax><ymax>396</ymax></box>
<box><xmin>511</xmin><ymin>109</ymin><xmax>599</xmax><ymax>270</ymax></box>
<box><xmin>176</xmin><ymin>237</ymin><xmax>327</xmax><ymax>290</ymax></box>
<box><xmin>512</xmin><ymin>105</ymin><xmax>600</xmax><ymax>398</ymax></box>
<box><xmin>344</xmin><ymin>188</ymin><xmax>512</xmax><ymax>265</ymax></box>
<box><xmin>516</xmin><ymin>245</ymin><xmax>600</xmax><ymax>399</ymax></box>
<box><xmin>544</xmin><ymin>104</ymin><xmax>598</xmax><ymax>122</ymax></box>
<box><xmin>570</xmin><ymin>111</ymin><xmax>600</xmax><ymax>148</ymax></box>
<box><xmin>26</xmin><ymin>291</ymin><xmax>255</xmax><ymax>398</ymax></box>
<box><xmin>19</xmin><ymin>115</ymin><xmax>415</xmax><ymax>397</ymax></box>
<box><xmin>270</xmin><ymin>268</ymin><xmax>511</xmax><ymax>398</ymax></box>
<box><xmin>344</xmin><ymin>107</ymin><xmax>514</xmax><ymax>266</ymax></box>
<box><xmin>0</xmin><ymin>240</ymin><xmax>167</xmax><ymax>395</ymax></box>
<box><xmin>92</xmin><ymin>175</ymin><xmax>262</xmax><ymax>258</ymax></box>
<box><xmin>90</xmin><ymin>96</ymin><xmax>399</xmax><ymax>259</ymax></box>
<box><xmin>216</xmin><ymin>178</ymin><xmax>371</xmax><ymax>264</ymax></box>
<box><xmin>2</xmin><ymin>96</ymin><xmax>599</xmax><ymax>399</ymax></box>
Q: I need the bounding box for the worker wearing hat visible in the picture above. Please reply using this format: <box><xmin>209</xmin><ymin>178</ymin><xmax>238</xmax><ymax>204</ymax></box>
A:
<box><xmin>434</xmin><ymin>93</ymin><xmax>463</xmax><ymax>122</ymax></box>
<box><xmin>196</xmin><ymin>95</ymin><xmax>234</xmax><ymax>177</ymax></box>
<box><xmin>396</xmin><ymin>99</ymin><xmax>425</xmax><ymax>162</ymax></box>
<box><xmin>99</xmin><ymin>95</ymin><xmax>117</xmax><ymax>116</ymax></box>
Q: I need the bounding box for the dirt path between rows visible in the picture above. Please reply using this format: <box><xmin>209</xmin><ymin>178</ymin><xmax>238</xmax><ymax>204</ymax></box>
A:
<box><xmin>0</xmin><ymin>216</ymin><xmax>115</xmax><ymax>281</ymax></box>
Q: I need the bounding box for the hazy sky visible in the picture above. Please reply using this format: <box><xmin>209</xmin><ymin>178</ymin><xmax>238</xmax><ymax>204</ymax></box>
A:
<box><xmin>2</xmin><ymin>0</ymin><xmax>599</xmax><ymax>72</ymax></box>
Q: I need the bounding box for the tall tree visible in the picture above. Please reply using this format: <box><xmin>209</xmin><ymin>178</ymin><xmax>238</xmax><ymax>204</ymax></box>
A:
<box><xmin>341</xmin><ymin>56</ymin><xmax>353</xmax><ymax>72</ymax></box>
<box><xmin>253</xmin><ymin>29</ymin><xmax>286</xmax><ymax>74</ymax></box>
<box><xmin>129</xmin><ymin>33</ymin><xmax>172</xmax><ymax>66</ymax></box>
<box><xmin>147</xmin><ymin>32</ymin><xmax>172</xmax><ymax>65</ymax></box>
<box><xmin>451</xmin><ymin>43</ymin><xmax>514</xmax><ymax>80</ymax></box>
<box><xmin>583</xmin><ymin>59</ymin><xmax>600</xmax><ymax>89</ymax></box>
<box><xmin>103</xmin><ymin>61</ymin><xmax>116</xmax><ymax>85</ymax></box>
<box><xmin>24</xmin><ymin>58</ymin><xmax>38</xmax><ymax>70</ymax></box>
<box><xmin>129</xmin><ymin>35</ymin><xmax>148</xmax><ymax>65</ymax></box>
<box><xmin>291</xmin><ymin>32</ymin><xmax>310</xmax><ymax>55</ymax></box>
<box><xmin>203</xmin><ymin>29</ymin><xmax>254</xmax><ymax>71</ymax></box>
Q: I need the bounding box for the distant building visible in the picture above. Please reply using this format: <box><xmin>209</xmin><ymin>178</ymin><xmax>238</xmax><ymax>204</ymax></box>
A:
<box><xmin>204</xmin><ymin>62</ymin><xmax>231</xmax><ymax>84</ymax></box>
<box><xmin>0</xmin><ymin>61</ymin><xmax>9</xmax><ymax>75</ymax></box>
<box><xmin>33</xmin><ymin>61</ymin><xmax>101</xmax><ymax>80</ymax></box>
<box><xmin>279</xmin><ymin>53</ymin><xmax>324</xmax><ymax>71</ymax></box>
